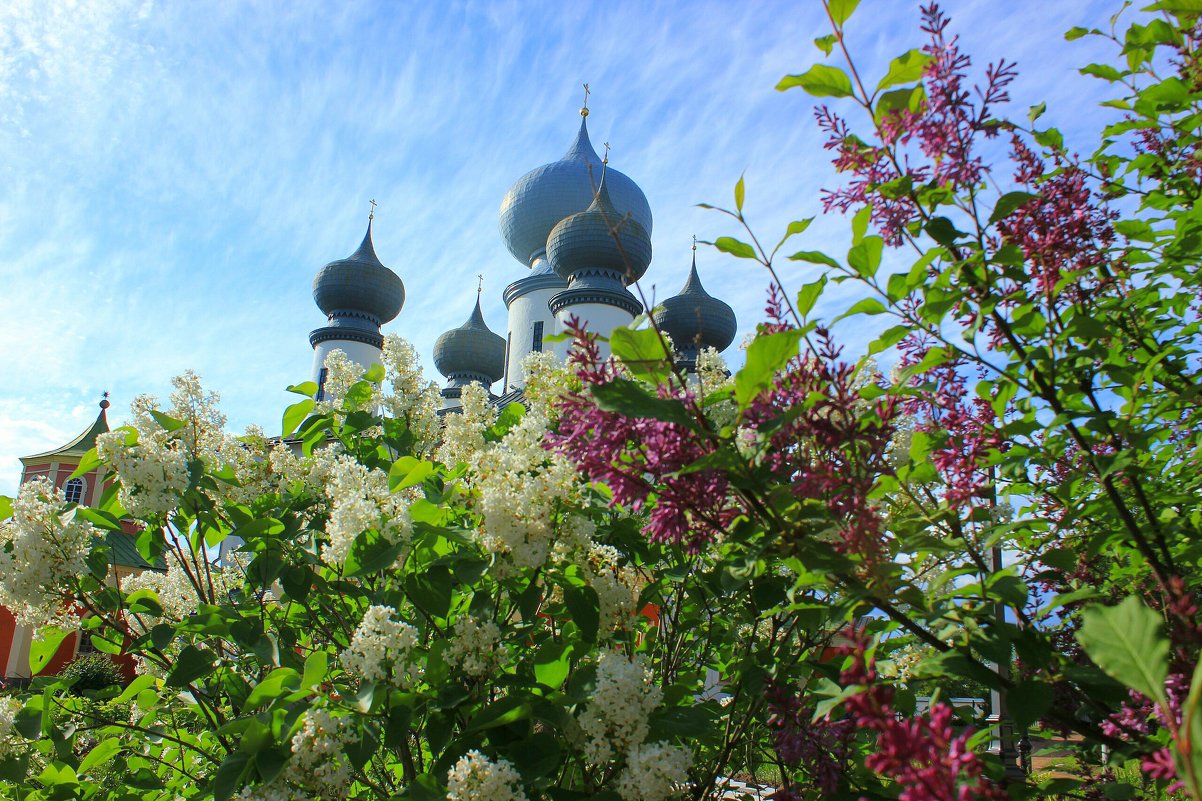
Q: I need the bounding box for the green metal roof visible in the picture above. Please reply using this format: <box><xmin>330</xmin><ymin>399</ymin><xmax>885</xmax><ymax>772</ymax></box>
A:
<box><xmin>20</xmin><ymin>401</ymin><xmax>110</xmax><ymax>464</ymax></box>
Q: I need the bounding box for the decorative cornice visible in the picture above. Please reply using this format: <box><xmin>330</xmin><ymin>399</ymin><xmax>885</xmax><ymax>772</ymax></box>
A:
<box><xmin>309</xmin><ymin>326</ymin><xmax>384</xmax><ymax>349</ymax></box>
<box><xmin>504</xmin><ymin>273</ymin><xmax>568</xmax><ymax>307</ymax></box>
<box><xmin>548</xmin><ymin>286</ymin><xmax>642</xmax><ymax>317</ymax></box>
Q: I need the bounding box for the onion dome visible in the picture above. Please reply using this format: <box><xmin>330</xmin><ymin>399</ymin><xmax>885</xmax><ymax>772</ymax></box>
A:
<box><xmin>499</xmin><ymin>115</ymin><xmax>652</xmax><ymax>268</ymax></box>
<box><xmin>652</xmin><ymin>250</ymin><xmax>737</xmax><ymax>358</ymax></box>
<box><xmin>433</xmin><ymin>295</ymin><xmax>506</xmax><ymax>388</ymax></box>
<box><xmin>310</xmin><ymin>222</ymin><xmax>404</xmax><ymax>349</ymax></box>
<box><xmin>546</xmin><ymin>175</ymin><xmax>653</xmax><ymax>282</ymax></box>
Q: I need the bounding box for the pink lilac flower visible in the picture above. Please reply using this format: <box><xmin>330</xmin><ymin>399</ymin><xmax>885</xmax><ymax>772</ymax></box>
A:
<box><xmin>838</xmin><ymin>636</ymin><xmax>1005</xmax><ymax>801</ymax></box>
<box><xmin>766</xmin><ymin>680</ymin><xmax>854</xmax><ymax>796</ymax></box>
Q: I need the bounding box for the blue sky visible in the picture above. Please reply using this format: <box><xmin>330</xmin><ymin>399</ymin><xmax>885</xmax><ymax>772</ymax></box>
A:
<box><xmin>0</xmin><ymin>0</ymin><xmax>1119</xmax><ymax>495</ymax></box>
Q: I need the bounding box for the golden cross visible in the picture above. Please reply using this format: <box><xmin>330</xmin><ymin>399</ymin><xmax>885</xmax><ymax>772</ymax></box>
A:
<box><xmin>692</xmin><ymin>234</ymin><xmax>697</xmax><ymax>251</ymax></box>
<box><xmin>477</xmin><ymin>274</ymin><xmax>484</xmax><ymax>296</ymax></box>
<box><xmin>368</xmin><ymin>199</ymin><xmax>377</xmax><ymax>221</ymax></box>
<box><xmin>602</xmin><ymin>141</ymin><xmax>610</xmax><ymax>165</ymax></box>
<box><xmin>581</xmin><ymin>83</ymin><xmax>590</xmax><ymax>117</ymax></box>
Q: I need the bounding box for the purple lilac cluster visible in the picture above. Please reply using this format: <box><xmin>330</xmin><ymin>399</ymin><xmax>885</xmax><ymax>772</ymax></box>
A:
<box><xmin>765</xmin><ymin>680</ymin><xmax>854</xmax><ymax>797</ymax></box>
<box><xmin>839</xmin><ymin>638</ymin><xmax>1004</xmax><ymax>801</ymax></box>
<box><xmin>549</xmin><ymin>318</ymin><xmax>735</xmax><ymax>550</ymax></box>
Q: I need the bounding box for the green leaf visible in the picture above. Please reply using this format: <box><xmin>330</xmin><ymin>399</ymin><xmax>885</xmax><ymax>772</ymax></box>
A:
<box><xmin>924</xmin><ymin>216</ymin><xmax>964</xmax><ymax>246</ymax></box>
<box><xmin>788</xmin><ymin>250</ymin><xmax>841</xmax><ymax>269</ymax></box>
<box><xmin>1008</xmin><ymin>680</ymin><xmax>1054</xmax><ymax>729</ymax></box>
<box><xmin>774</xmin><ymin>217</ymin><xmax>814</xmax><ymax>255</ymax></box>
<box><xmin>389</xmin><ymin>457</ymin><xmax>435</xmax><ymax>491</ymax></box>
<box><xmin>852</xmin><ymin>205</ymin><xmax>872</xmax><ymax>245</ymax></box>
<box><xmin>828</xmin><ymin>0</ymin><xmax>860</xmax><ymax>26</ymax></box>
<box><xmin>796</xmin><ymin>274</ymin><xmax>828</xmax><ymax>318</ymax></box>
<box><xmin>281</xmin><ymin>398</ymin><xmax>314</xmax><ymax>437</ymax></box>
<box><xmin>343</xmin><ymin>380</ymin><xmax>375</xmax><ymax>411</ymax></box>
<box><xmin>166</xmin><ymin>645</ymin><xmax>216</xmax><ymax>688</ymax></box>
<box><xmin>591</xmin><ymin>379</ymin><xmax>694</xmax><ymax>426</ymax></box>
<box><xmin>814</xmin><ymin>34</ymin><xmax>837</xmax><ymax>56</ymax></box>
<box><xmin>868</xmin><ymin>324</ymin><xmax>910</xmax><ymax>355</ymax></box>
<box><xmin>78</xmin><ymin>738</ymin><xmax>122</xmax><ymax>776</ymax></box>
<box><xmin>712</xmin><ymin>236</ymin><xmax>758</xmax><ymax>260</ymax></box>
<box><xmin>210</xmin><ymin>753</ymin><xmax>250</xmax><ymax>801</ymax></box>
<box><xmin>847</xmin><ymin>235</ymin><xmax>883</xmax><ymax>278</ymax></box>
<box><xmin>69</xmin><ymin>449</ymin><xmax>103</xmax><ymax>480</ymax></box>
<box><xmin>1064</xmin><ymin>26</ymin><xmax>1090</xmax><ymax>41</ymax></box>
<box><xmin>734</xmin><ymin>329</ymin><xmax>803</xmax><ymax>408</ymax></box>
<box><xmin>468</xmin><ymin>696</ymin><xmax>532</xmax><ymax>732</ymax></box>
<box><xmin>564</xmin><ymin>585</ymin><xmax>600</xmax><ymax>644</ymax></box>
<box><xmin>534</xmin><ymin>641</ymin><xmax>573</xmax><ymax>689</ymax></box>
<box><xmin>1077</xmin><ymin>596</ymin><xmax>1169</xmax><ymax>703</ymax></box>
<box><xmin>609</xmin><ymin>327</ymin><xmax>673</xmax><ymax>381</ymax></box>
<box><xmin>406</xmin><ymin>567</ymin><xmax>453</xmax><ymax>618</ymax></box>
<box><xmin>29</xmin><ymin>627</ymin><xmax>70</xmax><ymax>675</ymax></box>
<box><xmin>149</xmin><ymin>410</ymin><xmax>187</xmax><ymax>432</ymax></box>
<box><xmin>734</xmin><ymin>174</ymin><xmax>745</xmax><ymax>213</ymax></box>
<box><xmin>989</xmin><ymin>191</ymin><xmax>1036</xmax><ymax>224</ymax></box>
<box><xmin>835</xmin><ymin>297</ymin><xmax>888</xmax><ymax>321</ymax></box>
<box><xmin>302</xmin><ymin>651</ymin><xmax>328</xmax><ymax>690</ymax></box>
<box><xmin>286</xmin><ymin>381</ymin><xmax>319</xmax><ymax>397</ymax></box>
<box><xmin>243</xmin><ymin>668</ymin><xmax>301</xmax><ymax>711</ymax></box>
<box><xmin>1028</xmin><ymin>101</ymin><xmax>1047</xmax><ymax>123</ymax></box>
<box><xmin>876</xmin><ymin>49</ymin><xmax>931</xmax><ymax>90</ymax></box>
<box><xmin>362</xmin><ymin>363</ymin><xmax>386</xmax><ymax>383</ymax></box>
<box><xmin>776</xmin><ymin>64</ymin><xmax>854</xmax><ymax>97</ymax></box>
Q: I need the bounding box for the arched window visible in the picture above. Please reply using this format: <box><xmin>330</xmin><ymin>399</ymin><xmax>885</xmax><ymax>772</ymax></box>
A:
<box><xmin>64</xmin><ymin>477</ymin><xmax>86</xmax><ymax>505</ymax></box>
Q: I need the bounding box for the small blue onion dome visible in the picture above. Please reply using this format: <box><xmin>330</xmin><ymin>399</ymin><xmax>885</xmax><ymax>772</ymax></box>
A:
<box><xmin>499</xmin><ymin>116</ymin><xmax>652</xmax><ymax>268</ymax></box>
<box><xmin>652</xmin><ymin>254</ymin><xmax>737</xmax><ymax>353</ymax></box>
<box><xmin>546</xmin><ymin>174</ymin><xmax>653</xmax><ymax>284</ymax></box>
<box><xmin>433</xmin><ymin>296</ymin><xmax>506</xmax><ymax>386</ymax></box>
<box><xmin>312</xmin><ymin>222</ymin><xmax>405</xmax><ymax>324</ymax></box>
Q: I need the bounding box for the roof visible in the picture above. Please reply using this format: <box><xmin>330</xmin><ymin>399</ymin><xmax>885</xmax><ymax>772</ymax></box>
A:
<box><xmin>107</xmin><ymin>530</ymin><xmax>166</xmax><ymax>571</ymax></box>
<box><xmin>20</xmin><ymin>401</ymin><xmax>110</xmax><ymax>465</ymax></box>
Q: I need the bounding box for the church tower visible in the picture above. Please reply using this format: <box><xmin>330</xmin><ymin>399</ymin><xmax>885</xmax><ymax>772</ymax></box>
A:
<box><xmin>309</xmin><ymin>218</ymin><xmax>405</xmax><ymax>394</ymax></box>
<box><xmin>433</xmin><ymin>287</ymin><xmax>506</xmax><ymax>410</ymax></box>
<box><xmin>497</xmin><ymin>92</ymin><xmax>652</xmax><ymax>389</ymax></box>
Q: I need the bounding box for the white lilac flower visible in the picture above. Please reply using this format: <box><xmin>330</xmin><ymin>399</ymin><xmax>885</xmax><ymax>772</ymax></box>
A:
<box><xmin>580</xmin><ymin>652</ymin><xmax>663</xmax><ymax>764</ymax></box>
<box><xmin>437</xmin><ymin>382</ymin><xmax>496</xmax><ymax>468</ymax></box>
<box><xmin>321</xmin><ymin>455</ymin><xmax>411</xmax><ymax>568</ymax></box>
<box><xmin>96</xmin><ymin>427</ymin><xmax>190</xmax><ymax>518</ymax></box>
<box><xmin>0</xmin><ymin>697</ymin><xmax>24</xmax><ymax>757</ymax></box>
<box><xmin>446</xmin><ymin>750</ymin><xmax>529</xmax><ymax>801</ymax></box>
<box><xmin>445</xmin><ymin>615</ymin><xmax>503</xmax><ymax>677</ymax></box>
<box><xmin>341</xmin><ymin>605</ymin><xmax>421</xmax><ymax>689</ymax></box>
<box><xmin>614</xmin><ymin>742</ymin><xmax>691</xmax><ymax>801</ymax></box>
<box><xmin>521</xmin><ymin>350</ymin><xmax>572</xmax><ymax>420</ymax></box>
<box><xmin>381</xmin><ymin>335</ymin><xmax>443</xmax><ymax>455</ymax></box>
<box><xmin>0</xmin><ymin>477</ymin><xmax>100</xmax><ymax>629</ymax></box>
<box><xmin>287</xmin><ymin>708</ymin><xmax>352</xmax><ymax>798</ymax></box>
<box><xmin>471</xmin><ymin>411</ymin><xmax>580</xmax><ymax>570</ymax></box>
<box><xmin>314</xmin><ymin>349</ymin><xmax>375</xmax><ymax>415</ymax></box>
<box><xmin>583</xmin><ymin>543</ymin><xmax>642</xmax><ymax>637</ymax></box>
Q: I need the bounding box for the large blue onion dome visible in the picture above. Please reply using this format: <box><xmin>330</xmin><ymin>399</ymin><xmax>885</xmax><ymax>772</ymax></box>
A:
<box><xmin>546</xmin><ymin>174</ymin><xmax>653</xmax><ymax>285</ymax></box>
<box><xmin>433</xmin><ymin>295</ymin><xmax>506</xmax><ymax>387</ymax></box>
<box><xmin>652</xmin><ymin>251</ymin><xmax>737</xmax><ymax>354</ymax></box>
<box><xmin>312</xmin><ymin>222</ymin><xmax>405</xmax><ymax>324</ymax></box>
<box><xmin>499</xmin><ymin>115</ymin><xmax>652</xmax><ymax>268</ymax></box>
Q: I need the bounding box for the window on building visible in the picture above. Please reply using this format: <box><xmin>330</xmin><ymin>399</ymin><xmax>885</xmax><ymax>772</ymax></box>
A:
<box><xmin>503</xmin><ymin>333</ymin><xmax>512</xmax><ymax>394</ymax></box>
<box><xmin>315</xmin><ymin>367</ymin><xmax>329</xmax><ymax>402</ymax></box>
<box><xmin>532</xmin><ymin>321</ymin><xmax>544</xmax><ymax>353</ymax></box>
<box><xmin>64</xmin><ymin>477</ymin><xmax>85</xmax><ymax>505</ymax></box>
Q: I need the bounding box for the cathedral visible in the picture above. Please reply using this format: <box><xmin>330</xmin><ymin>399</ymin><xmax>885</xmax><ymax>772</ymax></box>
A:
<box><xmin>3</xmin><ymin>102</ymin><xmax>739</xmax><ymax>682</ymax></box>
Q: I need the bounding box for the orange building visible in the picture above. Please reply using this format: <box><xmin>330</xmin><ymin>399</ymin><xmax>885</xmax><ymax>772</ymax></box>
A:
<box><xmin>2</xmin><ymin>397</ymin><xmax>159</xmax><ymax>685</ymax></box>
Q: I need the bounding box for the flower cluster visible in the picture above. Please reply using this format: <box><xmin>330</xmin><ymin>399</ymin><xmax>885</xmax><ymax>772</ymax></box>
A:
<box><xmin>446</xmin><ymin>750</ymin><xmax>529</xmax><ymax>801</ymax></box>
<box><xmin>579</xmin><ymin>652</ymin><xmax>663</xmax><ymax>764</ymax></box>
<box><xmin>321</xmin><ymin>455</ymin><xmax>411</xmax><ymax>568</ymax></box>
<box><xmin>446</xmin><ymin>614</ymin><xmax>504</xmax><ymax>677</ymax></box>
<box><xmin>839</xmin><ymin>637</ymin><xmax>1003</xmax><ymax>801</ymax></box>
<box><xmin>341</xmin><ymin>605</ymin><xmax>421</xmax><ymax>689</ymax></box>
<box><xmin>613</xmin><ymin>741</ymin><xmax>691</xmax><ymax>801</ymax></box>
<box><xmin>0</xmin><ymin>477</ymin><xmax>100</xmax><ymax>629</ymax></box>
<box><xmin>582</xmin><ymin>542</ymin><xmax>643</xmax><ymax>636</ymax></box>
<box><xmin>765</xmin><ymin>680</ymin><xmax>853</xmax><ymax>796</ymax></box>
<box><xmin>381</xmin><ymin>335</ymin><xmax>443</xmax><ymax>455</ymax></box>
<box><xmin>314</xmin><ymin>349</ymin><xmax>372</xmax><ymax>414</ymax></box>
<box><xmin>287</xmin><ymin>708</ymin><xmax>353</xmax><ymax>798</ymax></box>
<box><xmin>437</xmin><ymin>382</ymin><xmax>496</xmax><ymax>468</ymax></box>
<box><xmin>551</xmin><ymin>320</ymin><xmax>735</xmax><ymax>550</ymax></box>
<box><xmin>0</xmin><ymin>697</ymin><xmax>23</xmax><ymax>757</ymax></box>
<box><xmin>96</xmin><ymin>426</ymin><xmax>190</xmax><ymax>518</ymax></box>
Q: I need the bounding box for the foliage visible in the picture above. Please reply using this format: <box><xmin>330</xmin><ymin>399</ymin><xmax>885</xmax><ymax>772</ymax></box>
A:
<box><xmin>0</xmin><ymin>2</ymin><xmax>1200</xmax><ymax>801</ymax></box>
<box><xmin>58</xmin><ymin>655</ymin><xmax>125</xmax><ymax>696</ymax></box>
